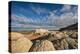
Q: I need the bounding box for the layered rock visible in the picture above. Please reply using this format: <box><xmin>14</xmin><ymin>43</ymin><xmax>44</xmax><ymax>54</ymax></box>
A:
<box><xmin>48</xmin><ymin>32</ymin><xmax>68</xmax><ymax>41</ymax></box>
<box><xmin>30</xmin><ymin>40</ymin><xmax>55</xmax><ymax>52</ymax></box>
<box><xmin>52</xmin><ymin>39</ymin><xmax>68</xmax><ymax>50</ymax></box>
<box><xmin>65</xmin><ymin>37</ymin><xmax>78</xmax><ymax>49</ymax></box>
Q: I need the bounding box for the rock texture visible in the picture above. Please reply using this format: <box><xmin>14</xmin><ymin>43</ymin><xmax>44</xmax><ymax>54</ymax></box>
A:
<box><xmin>65</xmin><ymin>37</ymin><xmax>78</xmax><ymax>49</ymax></box>
<box><xmin>30</xmin><ymin>40</ymin><xmax>55</xmax><ymax>52</ymax></box>
<box><xmin>60</xmin><ymin>39</ymin><xmax>69</xmax><ymax>50</ymax></box>
<box><xmin>47</xmin><ymin>32</ymin><xmax>68</xmax><ymax>41</ymax></box>
<box><xmin>51</xmin><ymin>39</ymin><xmax>68</xmax><ymax>50</ymax></box>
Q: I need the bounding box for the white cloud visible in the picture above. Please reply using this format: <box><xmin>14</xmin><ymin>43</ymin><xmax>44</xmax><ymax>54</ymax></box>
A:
<box><xmin>11</xmin><ymin>4</ymin><xmax>78</xmax><ymax>31</ymax></box>
<box><xmin>47</xmin><ymin>5</ymin><xmax>78</xmax><ymax>28</ymax></box>
<box><xmin>11</xmin><ymin>14</ymin><xmax>35</xmax><ymax>24</ymax></box>
<box><xmin>31</xmin><ymin>5</ymin><xmax>49</xmax><ymax>15</ymax></box>
<box><xmin>60</xmin><ymin>5</ymin><xmax>71</xmax><ymax>12</ymax></box>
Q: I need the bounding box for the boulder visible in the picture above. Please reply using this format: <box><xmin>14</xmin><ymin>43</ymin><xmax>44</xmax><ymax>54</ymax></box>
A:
<box><xmin>11</xmin><ymin>37</ymin><xmax>33</xmax><ymax>53</ymax></box>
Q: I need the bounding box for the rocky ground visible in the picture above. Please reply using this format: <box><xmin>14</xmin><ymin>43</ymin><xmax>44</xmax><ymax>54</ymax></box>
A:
<box><xmin>9</xmin><ymin>29</ymin><xmax>78</xmax><ymax>53</ymax></box>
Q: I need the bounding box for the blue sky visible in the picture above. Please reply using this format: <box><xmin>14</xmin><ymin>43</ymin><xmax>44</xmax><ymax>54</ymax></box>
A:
<box><xmin>10</xmin><ymin>1</ymin><xmax>78</xmax><ymax>31</ymax></box>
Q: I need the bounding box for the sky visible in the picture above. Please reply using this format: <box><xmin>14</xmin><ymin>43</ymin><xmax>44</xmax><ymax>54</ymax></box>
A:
<box><xmin>9</xmin><ymin>1</ymin><xmax>78</xmax><ymax>31</ymax></box>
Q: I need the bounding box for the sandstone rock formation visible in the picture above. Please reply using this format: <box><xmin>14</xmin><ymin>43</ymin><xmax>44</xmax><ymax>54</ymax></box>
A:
<box><xmin>65</xmin><ymin>37</ymin><xmax>78</xmax><ymax>49</ymax></box>
<box><xmin>51</xmin><ymin>39</ymin><xmax>68</xmax><ymax>50</ymax></box>
<box><xmin>9</xmin><ymin>23</ymin><xmax>78</xmax><ymax>53</ymax></box>
<box><xmin>35</xmin><ymin>29</ymin><xmax>49</xmax><ymax>35</ymax></box>
<box><xmin>48</xmin><ymin>32</ymin><xmax>68</xmax><ymax>41</ymax></box>
<box><xmin>9</xmin><ymin>32</ymin><xmax>32</xmax><ymax>53</ymax></box>
<box><xmin>11</xmin><ymin>37</ymin><xmax>32</xmax><ymax>53</ymax></box>
<box><xmin>30</xmin><ymin>40</ymin><xmax>55</xmax><ymax>52</ymax></box>
<box><xmin>60</xmin><ymin>39</ymin><xmax>69</xmax><ymax>50</ymax></box>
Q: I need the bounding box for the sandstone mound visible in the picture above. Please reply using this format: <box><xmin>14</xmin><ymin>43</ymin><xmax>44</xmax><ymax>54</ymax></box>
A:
<box><xmin>11</xmin><ymin>37</ymin><xmax>33</xmax><ymax>53</ymax></box>
<box><xmin>30</xmin><ymin>40</ymin><xmax>55</xmax><ymax>52</ymax></box>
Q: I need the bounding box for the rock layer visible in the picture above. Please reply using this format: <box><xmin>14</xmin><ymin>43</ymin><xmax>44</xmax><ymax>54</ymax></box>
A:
<box><xmin>30</xmin><ymin>40</ymin><xmax>55</xmax><ymax>52</ymax></box>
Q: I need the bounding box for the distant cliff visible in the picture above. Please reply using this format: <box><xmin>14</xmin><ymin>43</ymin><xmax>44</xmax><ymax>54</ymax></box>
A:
<box><xmin>59</xmin><ymin>23</ymin><xmax>78</xmax><ymax>31</ymax></box>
